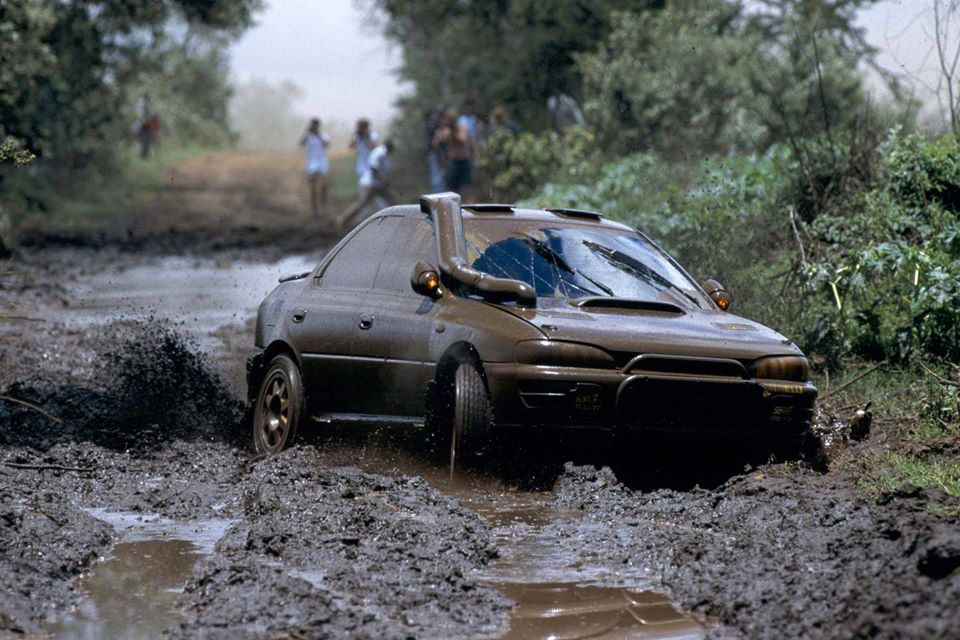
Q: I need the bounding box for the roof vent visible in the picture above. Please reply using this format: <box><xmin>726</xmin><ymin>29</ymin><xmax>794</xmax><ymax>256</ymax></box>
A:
<box><xmin>463</xmin><ymin>204</ymin><xmax>516</xmax><ymax>213</ymax></box>
<box><xmin>545</xmin><ymin>207</ymin><xmax>603</xmax><ymax>220</ymax></box>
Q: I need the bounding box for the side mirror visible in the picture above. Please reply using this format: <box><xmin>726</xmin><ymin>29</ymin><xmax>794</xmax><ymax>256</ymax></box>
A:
<box><xmin>411</xmin><ymin>261</ymin><xmax>442</xmax><ymax>298</ymax></box>
<box><xmin>702</xmin><ymin>279</ymin><xmax>731</xmax><ymax>311</ymax></box>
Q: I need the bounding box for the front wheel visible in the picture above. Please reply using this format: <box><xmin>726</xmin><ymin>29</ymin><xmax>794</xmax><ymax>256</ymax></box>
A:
<box><xmin>253</xmin><ymin>354</ymin><xmax>306</xmax><ymax>454</ymax></box>
<box><xmin>449</xmin><ymin>364</ymin><xmax>493</xmax><ymax>471</ymax></box>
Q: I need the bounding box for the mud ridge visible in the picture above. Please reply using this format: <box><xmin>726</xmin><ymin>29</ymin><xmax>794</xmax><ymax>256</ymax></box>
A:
<box><xmin>553</xmin><ymin>463</ymin><xmax>960</xmax><ymax>639</ymax></box>
<box><xmin>170</xmin><ymin>447</ymin><xmax>510</xmax><ymax>639</ymax></box>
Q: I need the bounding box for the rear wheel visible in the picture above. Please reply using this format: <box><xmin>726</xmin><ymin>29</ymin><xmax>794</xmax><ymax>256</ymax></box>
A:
<box><xmin>253</xmin><ymin>354</ymin><xmax>305</xmax><ymax>454</ymax></box>
<box><xmin>449</xmin><ymin>364</ymin><xmax>493</xmax><ymax>472</ymax></box>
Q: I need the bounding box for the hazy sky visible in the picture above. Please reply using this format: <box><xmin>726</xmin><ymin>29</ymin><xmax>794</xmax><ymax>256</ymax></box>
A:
<box><xmin>230</xmin><ymin>0</ymin><xmax>403</xmax><ymax>133</ymax></box>
<box><xmin>230</xmin><ymin>0</ymin><xmax>950</xmax><ymax>131</ymax></box>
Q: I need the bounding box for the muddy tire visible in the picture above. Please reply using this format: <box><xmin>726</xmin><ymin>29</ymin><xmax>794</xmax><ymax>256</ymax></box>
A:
<box><xmin>450</xmin><ymin>364</ymin><xmax>493</xmax><ymax>470</ymax></box>
<box><xmin>252</xmin><ymin>354</ymin><xmax>305</xmax><ymax>454</ymax></box>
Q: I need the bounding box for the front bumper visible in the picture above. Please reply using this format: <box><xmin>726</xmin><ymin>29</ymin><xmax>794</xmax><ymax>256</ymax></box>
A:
<box><xmin>484</xmin><ymin>363</ymin><xmax>817</xmax><ymax>436</ymax></box>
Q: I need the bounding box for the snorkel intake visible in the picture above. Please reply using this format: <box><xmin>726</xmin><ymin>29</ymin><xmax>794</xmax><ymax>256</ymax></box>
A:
<box><xmin>419</xmin><ymin>192</ymin><xmax>537</xmax><ymax>307</ymax></box>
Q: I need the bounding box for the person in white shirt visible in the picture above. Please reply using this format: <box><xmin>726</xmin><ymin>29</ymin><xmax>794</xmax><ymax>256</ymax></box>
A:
<box><xmin>300</xmin><ymin>118</ymin><xmax>331</xmax><ymax>215</ymax></box>
<box><xmin>337</xmin><ymin>140</ymin><xmax>395</xmax><ymax>230</ymax></box>
<box><xmin>349</xmin><ymin>118</ymin><xmax>381</xmax><ymax>192</ymax></box>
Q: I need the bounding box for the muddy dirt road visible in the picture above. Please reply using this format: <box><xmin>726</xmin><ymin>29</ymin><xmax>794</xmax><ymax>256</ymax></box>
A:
<box><xmin>1</xmin><ymin>152</ymin><xmax>959</xmax><ymax>639</ymax></box>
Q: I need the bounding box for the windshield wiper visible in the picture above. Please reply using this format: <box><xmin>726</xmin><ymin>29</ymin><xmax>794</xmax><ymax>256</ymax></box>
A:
<box><xmin>581</xmin><ymin>240</ymin><xmax>702</xmax><ymax>308</ymax></box>
<box><xmin>522</xmin><ymin>235</ymin><xmax>615</xmax><ymax>296</ymax></box>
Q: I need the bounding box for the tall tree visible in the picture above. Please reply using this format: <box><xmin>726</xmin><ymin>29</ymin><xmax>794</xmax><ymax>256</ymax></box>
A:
<box><xmin>0</xmin><ymin>0</ymin><xmax>261</xmax><ymax>167</ymax></box>
<box><xmin>579</xmin><ymin>0</ymin><xmax>880</xmax><ymax>156</ymax></box>
<box><xmin>365</xmin><ymin>0</ymin><xmax>657</xmax><ymax>128</ymax></box>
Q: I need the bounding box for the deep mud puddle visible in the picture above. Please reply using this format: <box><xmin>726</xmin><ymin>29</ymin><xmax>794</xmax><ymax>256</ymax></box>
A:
<box><xmin>310</xmin><ymin>439</ymin><xmax>706</xmax><ymax>639</ymax></box>
<box><xmin>471</xmin><ymin>496</ymin><xmax>705</xmax><ymax>639</ymax></box>
<box><xmin>47</xmin><ymin>511</ymin><xmax>233</xmax><ymax>640</ymax></box>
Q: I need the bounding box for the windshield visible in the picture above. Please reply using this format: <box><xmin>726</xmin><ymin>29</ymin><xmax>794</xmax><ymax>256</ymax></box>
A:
<box><xmin>463</xmin><ymin>219</ymin><xmax>708</xmax><ymax>308</ymax></box>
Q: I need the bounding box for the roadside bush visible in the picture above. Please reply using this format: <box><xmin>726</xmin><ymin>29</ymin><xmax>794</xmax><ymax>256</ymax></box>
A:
<box><xmin>477</xmin><ymin>127</ymin><xmax>600</xmax><ymax>202</ymax></box>
<box><xmin>803</xmin><ymin>134</ymin><xmax>960</xmax><ymax>363</ymax></box>
<box><xmin>525</xmin><ymin>131</ymin><xmax>960</xmax><ymax>366</ymax></box>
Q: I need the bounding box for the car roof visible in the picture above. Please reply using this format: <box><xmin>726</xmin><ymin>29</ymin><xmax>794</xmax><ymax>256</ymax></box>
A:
<box><xmin>372</xmin><ymin>204</ymin><xmax>635</xmax><ymax>232</ymax></box>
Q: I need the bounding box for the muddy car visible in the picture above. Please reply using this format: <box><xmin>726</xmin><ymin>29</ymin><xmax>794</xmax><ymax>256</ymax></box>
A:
<box><xmin>248</xmin><ymin>192</ymin><xmax>817</xmax><ymax>462</ymax></box>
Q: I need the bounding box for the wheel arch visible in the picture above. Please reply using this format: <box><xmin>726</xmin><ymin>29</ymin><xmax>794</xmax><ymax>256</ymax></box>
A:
<box><xmin>433</xmin><ymin>341</ymin><xmax>488</xmax><ymax>391</ymax></box>
<box><xmin>248</xmin><ymin>340</ymin><xmax>301</xmax><ymax>402</ymax></box>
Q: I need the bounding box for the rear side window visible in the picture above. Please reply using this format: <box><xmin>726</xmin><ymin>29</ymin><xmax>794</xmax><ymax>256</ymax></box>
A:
<box><xmin>373</xmin><ymin>218</ymin><xmax>437</xmax><ymax>294</ymax></box>
<box><xmin>320</xmin><ymin>217</ymin><xmax>392</xmax><ymax>289</ymax></box>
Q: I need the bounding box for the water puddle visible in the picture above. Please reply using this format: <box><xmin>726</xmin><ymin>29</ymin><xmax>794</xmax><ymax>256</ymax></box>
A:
<box><xmin>59</xmin><ymin>254</ymin><xmax>318</xmax><ymax>344</ymax></box>
<box><xmin>308</xmin><ymin>439</ymin><xmax>706</xmax><ymax>639</ymax></box>
<box><xmin>494</xmin><ymin>582</ymin><xmax>704</xmax><ymax>640</ymax></box>
<box><xmin>475</xmin><ymin>502</ymin><xmax>706</xmax><ymax>639</ymax></box>
<box><xmin>47</xmin><ymin>510</ymin><xmax>234</xmax><ymax>640</ymax></box>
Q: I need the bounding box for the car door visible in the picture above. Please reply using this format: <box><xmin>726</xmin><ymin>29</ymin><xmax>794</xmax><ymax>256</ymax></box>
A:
<box><xmin>289</xmin><ymin>217</ymin><xmax>390</xmax><ymax>414</ymax></box>
<box><xmin>361</xmin><ymin>215</ymin><xmax>442</xmax><ymax>417</ymax></box>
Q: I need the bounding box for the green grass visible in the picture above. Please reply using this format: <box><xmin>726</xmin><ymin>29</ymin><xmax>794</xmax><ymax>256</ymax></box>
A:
<box><xmin>820</xmin><ymin>360</ymin><xmax>960</xmax><ymax>513</ymax></box>
<box><xmin>872</xmin><ymin>452</ymin><xmax>960</xmax><ymax>497</ymax></box>
<box><xmin>19</xmin><ymin>141</ymin><xmax>219</xmax><ymax>233</ymax></box>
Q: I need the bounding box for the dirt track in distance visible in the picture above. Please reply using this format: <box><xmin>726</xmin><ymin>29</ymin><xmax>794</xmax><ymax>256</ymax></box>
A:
<box><xmin>1</xmin><ymin>151</ymin><xmax>958</xmax><ymax>639</ymax></box>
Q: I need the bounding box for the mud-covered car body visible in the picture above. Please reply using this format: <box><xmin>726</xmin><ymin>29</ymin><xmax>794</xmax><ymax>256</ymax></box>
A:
<box><xmin>248</xmin><ymin>193</ymin><xmax>816</xmax><ymax>445</ymax></box>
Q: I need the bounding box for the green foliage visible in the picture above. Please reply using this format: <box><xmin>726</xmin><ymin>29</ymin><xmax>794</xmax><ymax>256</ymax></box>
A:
<box><xmin>580</xmin><ymin>0</ymin><xmax>877</xmax><ymax>156</ymax></box>
<box><xmin>579</xmin><ymin>1</ymin><xmax>758</xmax><ymax>155</ymax></box>
<box><xmin>526</xmin><ymin>132</ymin><xmax>960</xmax><ymax>365</ymax></box>
<box><xmin>124</xmin><ymin>43</ymin><xmax>237</xmax><ymax>147</ymax></box>
<box><xmin>367</xmin><ymin>0</ymin><xmax>655</xmax><ymax>128</ymax></box>
<box><xmin>0</xmin><ymin>0</ymin><xmax>261</xmax><ymax>249</ymax></box>
<box><xmin>477</xmin><ymin>127</ymin><xmax>599</xmax><ymax>201</ymax></box>
<box><xmin>0</xmin><ymin>138</ymin><xmax>35</xmax><ymax>165</ymax></box>
<box><xmin>802</xmin><ymin>134</ymin><xmax>960</xmax><ymax>363</ymax></box>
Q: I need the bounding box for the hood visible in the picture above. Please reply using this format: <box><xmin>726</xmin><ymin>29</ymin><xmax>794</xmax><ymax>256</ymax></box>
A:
<box><xmin>487</xmin><ymin>297</ymin><xmax>803</xmax><ymax>362</ymax></box>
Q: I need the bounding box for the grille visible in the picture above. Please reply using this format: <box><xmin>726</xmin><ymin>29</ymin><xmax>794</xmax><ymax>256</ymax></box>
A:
<box><xmin>616</xmin><ymin>353</ymin><xmax>747</xmax><ymax>378</ymax></box>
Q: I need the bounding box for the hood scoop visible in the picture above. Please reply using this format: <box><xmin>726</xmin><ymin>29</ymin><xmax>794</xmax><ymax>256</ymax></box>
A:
<box><xmin>575</xmin><ymin>297</ymin><xmax>685</xmax><ymax>315</ymax></box>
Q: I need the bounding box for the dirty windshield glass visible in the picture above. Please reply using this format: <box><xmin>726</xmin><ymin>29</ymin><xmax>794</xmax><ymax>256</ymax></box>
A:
<box><xmin>463</xmin><ymin>219</ymin><xmax>707</xmax><ymax>308</ymax></box>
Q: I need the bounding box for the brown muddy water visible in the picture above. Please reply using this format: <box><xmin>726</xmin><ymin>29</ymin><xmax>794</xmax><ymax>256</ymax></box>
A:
<box><xmin>47</xmin><ymin>511</ymin><xmax>233</xmax><ymax>639</ymax></box>
<box><xmin>47</xmin><ymin>256</ymin><xmax>706</xmax><ymax>639</ymax></box>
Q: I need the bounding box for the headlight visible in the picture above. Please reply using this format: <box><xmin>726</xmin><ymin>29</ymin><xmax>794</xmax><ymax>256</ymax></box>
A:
<box><xmin>750</xmin><ymin>356</ymin><xmax>810</xmax><ymax>382</ymax></box>
<box><xmin>515</xmin><ymin>340</ymin><xmax>615</xmax><ymax>369</ymax></box>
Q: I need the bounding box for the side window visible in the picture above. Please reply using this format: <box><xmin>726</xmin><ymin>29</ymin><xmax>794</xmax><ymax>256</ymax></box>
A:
<box><xmin>373</xmin><ymin>218</ymin><xmax>437</xmax><ymax>294</ymax></box>
<box><xmin>320</xmin><ymin>218</ymin><xmax>391</xmax><ymax>289</ymax></box>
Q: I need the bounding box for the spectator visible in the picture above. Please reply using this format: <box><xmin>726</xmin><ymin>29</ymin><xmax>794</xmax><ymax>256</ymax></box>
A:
<box><xmin>300</xmin><ymin>118</ymin><xmax>331</xmax><ymax>215</ymax></box>
<box><xmin>433</xmin><ymin>109</ymin><xmax>475</xmax><ymax>202</ymax></box>
<box><xmin>349</xmin><ymin>118</ymin><xmax>381</xmax><ymax>193</ymax></box>
<box><xmin>547</xmin><ymin>91</ymin><xmax>585</xmax><ymax>131</ymax></box>
<box><xmin>337</xmin><ymin>140</ymin><xmax>395</xmax><ymax>230</ymax></box>
<box><xmin>489</xmin><ymin>106</ymin><xmax>520</xmax><ymax>136</ymax></box>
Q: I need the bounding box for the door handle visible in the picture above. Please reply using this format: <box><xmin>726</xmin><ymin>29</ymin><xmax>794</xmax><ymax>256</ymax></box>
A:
<box><xmin>292</xmin><ymin>309</ymin><xmax>306</xmax><ymax>324</ymax></box>
<box><xmin>359</xmin><ymin>314</ymin><xmax>374</xmax><ymax>330</ymax></box>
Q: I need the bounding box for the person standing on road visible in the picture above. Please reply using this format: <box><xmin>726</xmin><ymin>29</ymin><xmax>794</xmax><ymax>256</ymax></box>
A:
<box><xmin>349</xmin><ymin>118</ymin><xmax>380</xmax><ymax>192</ymax></box>
<box><xmin>300</xmin><ymin>118</ymin><xmax>331</xmax><ymax>216</ymax></box>
<box><xmin>337</xmin><ymin>140</ymin><xmax>395</xmax><ymax>230</ymax></box>
<box><xmin>433</xmin><ymin>109</ymin><xmax>475</xmax><ymax>202</ymax></box>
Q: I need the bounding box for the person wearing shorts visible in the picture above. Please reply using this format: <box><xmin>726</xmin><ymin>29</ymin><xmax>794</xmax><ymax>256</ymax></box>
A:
<box><xmin>337</xmin><ymin>140</ymin><xmax>395</xmax><ymax>230</ymax></box>
<box><xmin>432</xmin><ymin>110</ymin><xmax>475</xmax><ymax>201</ymax></box>
<box><xmin>301</xmin><ymin>118</ymin><xmax>331</xmax><ymax>215</ymax></box>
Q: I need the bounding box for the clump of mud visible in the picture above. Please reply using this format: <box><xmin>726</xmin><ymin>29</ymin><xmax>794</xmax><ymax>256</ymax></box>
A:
<box><xmin>170</xmin><ymin>446</ymin><xmax>510</xmax><ymax>639</ymax></box>
<box><xmin>100</xmin><ymin>320</ymin><xmax>242</xmax><ymax>446</ymax></box>
<box><xmin>0</xmin><ymin>319</ymin><xmax>242</xmax><ymax>451</ymax></box>
<box><xmin>553</xmin><ymin>463</ymin><xmax>960</xmax><ymax>639</ymax></box>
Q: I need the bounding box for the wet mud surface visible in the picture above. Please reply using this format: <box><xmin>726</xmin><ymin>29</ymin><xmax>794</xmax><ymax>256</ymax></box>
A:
<box><xmin>1</xmin><ymin>245</ymin><xmax>959</xmax><ymax>639</ymax></box>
